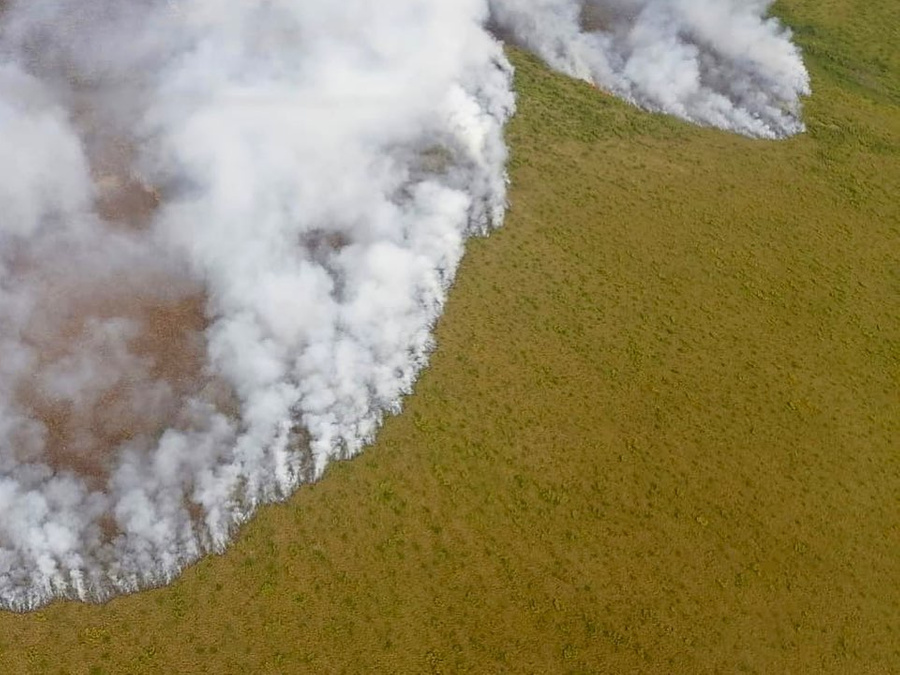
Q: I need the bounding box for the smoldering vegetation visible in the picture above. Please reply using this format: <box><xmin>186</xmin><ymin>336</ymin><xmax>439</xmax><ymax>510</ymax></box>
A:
<box><xmin>0</xmin><ymin>0</ymin><xmax>808</xmax><ymax>610</ymax></box>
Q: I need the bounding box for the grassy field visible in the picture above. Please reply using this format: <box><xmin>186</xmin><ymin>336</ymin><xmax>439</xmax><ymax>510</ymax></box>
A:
<box><xmin>2</xmin><ymin>0</ymin><xmax>898</xmax><ymax>672</ymax></box>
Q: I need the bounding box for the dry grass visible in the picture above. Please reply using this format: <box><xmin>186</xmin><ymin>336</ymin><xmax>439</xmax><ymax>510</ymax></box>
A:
<box><xmin>1</xmin><ymin>1</ymin><xmax>898</xmax><ymax>672</ymax></box>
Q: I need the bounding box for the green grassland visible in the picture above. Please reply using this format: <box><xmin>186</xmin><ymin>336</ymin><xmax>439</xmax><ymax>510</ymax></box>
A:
<box><xmin>2</xmin><ymin>1</ymin><xmax>898</xmax><ymax>672</ymax></box>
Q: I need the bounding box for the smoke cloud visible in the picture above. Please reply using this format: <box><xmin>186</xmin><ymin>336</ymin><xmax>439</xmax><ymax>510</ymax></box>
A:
<box><xmin>0</xmin><ymin>0</ymin><xmax>807</xmax><ymax>610</ymax></box>
<box><xmin>490</xmin><ymin>0</ymin><xmax>811</xmax><ymax>137</ymax></box>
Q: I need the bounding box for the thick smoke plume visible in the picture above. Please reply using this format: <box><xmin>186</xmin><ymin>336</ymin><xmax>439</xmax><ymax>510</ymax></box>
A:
<box><xmin>0</xmin><ymin>0</ymin><xmax>807</xmax><ymax>610</ymax></box>
<box><xmin>490</xmin><ymin>0</ymin><xmax>810</xmax><ymax>137</ymax></box>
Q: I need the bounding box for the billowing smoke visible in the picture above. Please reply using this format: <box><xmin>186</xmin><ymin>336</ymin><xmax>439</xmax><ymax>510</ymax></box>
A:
<box><xmin>0</xmin><ymin>0</ymin><xmax>807</xmax><ymax>610</ymax></box>
<box><xmin>490</xmin><ymin>0</ymin><xmax>811</xmax><ymax>137</ymax></box>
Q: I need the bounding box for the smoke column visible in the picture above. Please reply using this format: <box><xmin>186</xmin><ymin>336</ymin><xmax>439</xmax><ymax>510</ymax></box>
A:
<box><xmin>490</xmin><ymin>0</ymin><xmax>811</xmax><ymax>137</ymax></box>
<box><xmin>0</xmin><ymin>0</ymin><xmax>807</xmax><ymax>610</ymax></box>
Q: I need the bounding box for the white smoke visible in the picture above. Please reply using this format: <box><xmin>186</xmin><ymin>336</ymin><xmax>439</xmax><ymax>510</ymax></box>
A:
<box><xmin>490</xmin><ymin>0</ymin><xmax>811</xmax><ymax>137</ymax></box>
<box><xmin>0</xmin><ymin>0</ymin><xmax>807</xmax><ymax>611</ymax></box>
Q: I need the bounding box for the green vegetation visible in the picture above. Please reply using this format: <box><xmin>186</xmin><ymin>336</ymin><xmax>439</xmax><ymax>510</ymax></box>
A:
<box><xmin>2</xmin><ymin>1</ymin><xmax>897</xmax><ymax>672</ymax></box>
